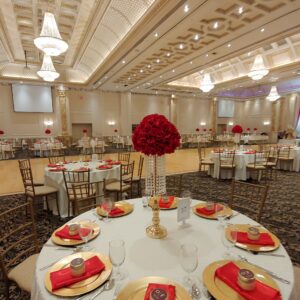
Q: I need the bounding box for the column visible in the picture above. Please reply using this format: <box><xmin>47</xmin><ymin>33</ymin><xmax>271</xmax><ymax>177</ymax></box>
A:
<box><xmin>210</xmin><ymin>97</ymin><xmax>217</xmax><ymax>132</ymax></box>
<box><xmin>278</xmin><ymin>97</ymin><xmax>286</xmax><ymax>131</ymax></box>
<box><xmin>120</xmin><ymin>92</ymin><xmax>132</xmax><ymax>136</ymax></box>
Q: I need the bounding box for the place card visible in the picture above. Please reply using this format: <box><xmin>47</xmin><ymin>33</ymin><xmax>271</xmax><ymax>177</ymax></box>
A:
<box><xmin>177</xmin><ymin>197</ymin><xmax>190</xmax><ymax>223</ymax></box>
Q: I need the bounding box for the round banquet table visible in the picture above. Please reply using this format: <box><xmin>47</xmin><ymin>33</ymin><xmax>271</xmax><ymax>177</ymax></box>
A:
<box><xmin>31</xmin><ymin>199</ymin><xmax>296</xmax><ymax>300</ymax></box>
<box><xmin>44</xmin><ymin>161</ymin><xmax>120</xmax><ymax>217</ymax></box>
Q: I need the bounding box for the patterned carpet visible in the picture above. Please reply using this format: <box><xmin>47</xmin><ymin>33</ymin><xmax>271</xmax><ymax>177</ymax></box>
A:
<box><xmin>0</xmin><ymin>170</ymin><xmax>299</xmax><ymax>299</ymax></box>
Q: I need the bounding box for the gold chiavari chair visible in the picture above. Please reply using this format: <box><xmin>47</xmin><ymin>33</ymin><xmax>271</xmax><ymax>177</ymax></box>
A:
<box><xmin>118</xmin><ymin>152</ymin><xmax>131</xmax><ymax>164</ymax></box>
<box><xmin>218</xmin><ymin>150</ymin><xmax>236</xmax><ymax>179</ymax></box>
<box><xmin>48</xmin><ymin>155</ymin><xmax>66</xmax><ymax>164</ymax></box>
<box><xmin>246</xmin><ymin>150</ymin><xmax>269</xmax><ymax>182</ymax></box>
<box><xmin>105</xmin><ymin>161</ymin><xmax>134</xmax><ymax>201</ymax></box>
<box><xmin>278</xmin><ymin>147</ymin><xmax>294</xmax><ymax>170</ymax></box>
<box><xmin>63</xmin><ymin>170</ymin><xmax>91</xmax><ymax>216</ymax></box>
<box><xmin>72</xmin><ymin>181</ymin><xmax>105</xmax><ymax>216</ymax></box>
<box><xmin>18</xmin><ymin>159</ymin><xmax>44</xmax><ymax>186</ymax></box>
<box><xmin>198</xmin><ymin>146</ymin><xmax>214</xmax><ymax>172</ymax></box>
<box><xmin>0</xmin><ymin>200</ymin><xmax>39</xmax><ymax>299</ymax></box>
<box><xmin>229</xmin><ymin>180</ymin><xmax>269</xmax><ymax>222</ymax></box>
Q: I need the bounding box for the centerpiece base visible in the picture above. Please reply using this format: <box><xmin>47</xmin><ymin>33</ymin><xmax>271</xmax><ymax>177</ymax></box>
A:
<box><xmin>146</xmin><ymin>224</ymin><xmax>167</xmax><ymax>239</ymax></box>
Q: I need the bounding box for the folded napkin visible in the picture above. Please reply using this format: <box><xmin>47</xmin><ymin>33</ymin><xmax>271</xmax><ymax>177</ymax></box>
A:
<box><xmin>159</xmin><ymin>196</ymin><xmax>175</xmax><ymax>208</ymax></box>
<box><xmin>196</xmin><ymin>204</ymin><xmax>223</xmax><ymax>216</ymax></box>
<box><xmin>244</xmin><ymin>151</ymin><xmax>256</xmax><ymax>154</ymax></box>
<box><xmin>235</xmin><ymin>232</ymin><xmax>275</xmax><ymax>246</ymax></box>
<box><xmin>48</xmin><ymin>163</ymin><xmax>58</xmax><ymax>167</ymax></box>
<box><xmin>50</xmin><ymin>256</ymin><xmax>105</xmax><ymax>291</ymax></box>
<box><xmin>74</xmin><ymin>167</ymin><xmax>89</xmax><ymax>172</ymax></box>
<box><xmin>109</xmin><ymin>207</ymin><xmax>124</xmax><ymax>216</ymax></box>
<box><xmin>49</xmin><ymin>167</ymin><xmax>66</xmax><ymax>172</ymax></box>
<box><xmin>144</xmin><ymin>283</ymin><xmax>176</xmax><ymax>300</ymax></box>
<box><xmin>108</xmin><ymin>161</ymin><xmax>121</xmax><ymax>165</ymax></box>
<box><xmin>55</xmin><ymin>225</ymin><xmax>92</xmax><ymax>240</ymax></box>
<box><xmin>215</xmin><ymin>262</ymin><xmax>281</xmax><ymax>300</ymax></box>
<box><xmin>98</xmin><ymin>165</ymin><xmax>112</xmax><ymax>170</ymax></box>
<box><xmin>105</xmin><ymin>159</ymin><xmax>113</xmax><ymax>163</ymax></box>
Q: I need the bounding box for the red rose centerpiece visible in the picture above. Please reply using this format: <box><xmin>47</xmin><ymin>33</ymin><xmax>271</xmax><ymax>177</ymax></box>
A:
<box><xmin>232</xmin><ymin>125</ymin><xmax>243</xmax><ymax>145</ymax></box>
<box><xmin>82</xmin><ymin>129</ymin><xmax>87</xmax><ymax>133</ymax></box>
<box><xmin>45</xmin><ymin>129</ymin><xmax>51</xmax><ymax>135</ymax></box>
<box><xmin>253</xmin><ymin>128</ymin><xmax>258</xmax><ymax>134</ymax></box>
<box><xmin>0</xmin><ymin>130</ymin><xmax>4</xmax><ymax>135</ymax></box>
<box><xmin>196</xmin><ymin>128</ymin><xmax>200</xmax><ymax>132</ymax></box>
<box><xmin>133</xmin><ymin>114</ymin><xmax>180</xmax><ymax>239</ymax></box>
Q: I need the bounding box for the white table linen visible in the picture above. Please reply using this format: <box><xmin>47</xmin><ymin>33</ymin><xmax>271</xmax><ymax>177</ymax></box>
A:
<box><xmin>31</xmin><ymin>199</ymin><xmax>296</xmax><ymax>300</ymax></box>
<box><xmin>44</xmin><ymin>161</ymin><xmax>120</xmax><ymax>217</ymax></box>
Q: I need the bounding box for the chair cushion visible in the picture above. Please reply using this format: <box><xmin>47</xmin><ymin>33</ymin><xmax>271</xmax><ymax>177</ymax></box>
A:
<box><xmin>266</xmin><ymin>162</ymin><xmax>276</xmax><ymax>166</ymax></box>
<box><xmin>201</xmin><ymin>159</ymin><xmax>214</xmax><ymax>165</ymax></box>
<box><xmin>33</xmin><ymin>179</ymin><xmax>44</xmax><ymax>186</ymax></box>
<box><xmin>27</xmin><ymin>185</ymin><xmax>58</xmax><ymax>197</ymax></box>
<box><xmin>220</xmin><ymin>164</ymin><xmax>235</xmax><ymax>168</ymax></box>
<box><xmin>247</xmin><ymin>164</ymin><xmax>266</xmax><ymax>170</ymax></box>
<box><xmin>8</xmin><ymin>253</ymin><xmax>38</xmax><ymax>293</ymax></box>
<box><xmin>105</xmin><ymin>181</ymin><xmax>131</xmax><ymax>192</ymax></box>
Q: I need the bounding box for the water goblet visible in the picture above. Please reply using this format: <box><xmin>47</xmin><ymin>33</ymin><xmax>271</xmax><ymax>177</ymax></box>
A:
<box><xmin>142</xmin><ymin>196</ymin><xmax>149</xmax><ymax>208</ymax></box>
<box><xmin>78</xmin><ymin>222</ymin><xmax>93</xmax><ymax>251</ymax></box>
<box><xmin>222</xmin><ymin>224</ymin><xmax>237</xmax><ymax>259</ymax></box>
<box><xmin>102</xmin><ymin>198</ymin><xmax>113</xmax><ymax>222</ymax></box>
<box><xmin>179</xmin><ymin>243</ymin><xmax>198</xmax><ymax>287</ymax></box>
<box><xmin>216</xmin><ymin>205</ymin><xmax>228</xmax><ymax>229</ymax></box>
<box><xmin>109</xmin><ymin>239</ymin><xmax>126</xmax><ymax>280</ymax></box>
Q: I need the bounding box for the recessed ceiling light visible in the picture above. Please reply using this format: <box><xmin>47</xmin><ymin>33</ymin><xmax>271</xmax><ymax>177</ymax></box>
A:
<box><xmin>206</xmin><ymin>54</ymin><xmax>209</xmax><ymax>57</ymax></box>
<box><xmin>213</xmin><ymin>22</ymin><xmax>219</xmax><ymax>29</ymax></box>
<box><xmin>238</xmin><ymin>7</ymin><xmax>244</xmax><ymax>14</ymax></box>
<box><xmin>172</xmin><ymin>69</ymin><xmax>175</xmax><ymax>73</ymax></box>
<box><xmin>171</xmin><ymin>94</ymin><xmax>175</xmax><ymax>98</ymax></box>
<box><xmin>154</xmin><ymin>32</ymin><xmax>159</xmax><ymax>38</ymax></box>
<box><xmin>147</xmin><ymin>64</ymin><xmax>151</xmax><ymax>68</ymax></box>
<box><xmin>156</xmin><ymin>59</ymin><xmax>160</xmax><ymax>63</ymax></box>
<box><xmin>128</xmin><ymin>77</ymin><xmax>131</xmax><ymax>80</ymax></box>
<box><xmin>219</xmin><ymin>63</ymin><xmax>222</xmax><ymax>67</ymax></box>
<box><xmin>190</xmin><ymin>61</ymin><xmax>193</xmax><ymax>64</ymax></box>
<box><xmin>179</xmin><ymin>43</ymin><xmax>185</xmax><ymax>49</ymax></box>
<box><xmin>227</xmin><ymin>43</ymin><xmax>231</xmax><ymax>48</ymax></box>
<box><xmin>184</xmin><ymin>4</ymin><xmax>189</xmax><ymax>13</ymax></box>
<box><xmin>122</xmin><ymin>60</ymin><xmax>126</xmax><ymax>64</ymax></box>
<box><xmin>133</xmin><ymin>74</ymin><xmax>136</xmax><ymax>77</ymax></box>
<box><xmin>260</xmin><ymin>28</ymin><xmax>265</xmax><ymax>32</ymax></box>
<box><xmin>247</xmin><ymin>52</ymin><xmax>251</xmax><ymax>56</ymax></box>
<box><xmin>166</xmin><ymin>52</ymin><xmax>171</xmax><ymax>57</ymax></box>
<box><xmin>194</xmin><ymin>34</ymin><xmax>200</xmax><ymax>41</ymax></box>
<box><xmin>140</xmin><ymin>69</ymin><xmax>143</xmax><ymax>73</ymax></box>
<box><xmin>159</xmin><ymin>75</ymin><xmax>163</xmax><ymax>78</ymax></box>
<box><xmin>156</xmin><ymin>91</ymin><xmax>158</xmax><ymax>94</ymax></box>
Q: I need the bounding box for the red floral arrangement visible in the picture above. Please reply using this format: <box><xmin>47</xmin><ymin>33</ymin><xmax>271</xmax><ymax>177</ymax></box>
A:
<box><xmin>196</xmin><ymin>128</ymin><xmax>200</xmax><ymax>132</ymax></box>
<box><xmin>0</xmin><ymin>130</ymin><xmax>4</xmax><ymax>135</ymax></box>
<box><xmin>253</xmin><ymin>128</ymin><xmax>257</xmax><ymax>131</ymax></box>
<box><xmin>132</xmin><ymin>114</ymin><xmax>180</xmax><ymax>156</ymax></box>
<box><xmin>246</xmin><ymin>128</ymin><xmax>250</xmax><ymax>131</ymax></box>
<box><xmin>232</xmin><ymin>125</ymin><xmax>243</xmax><ymax>134</ymax></box>
<box><xmin>203</xmin><ymin>128</ymin><xmax>207</xmax><ymax>132</ymax></box>
<box><xmin>83</xmin><ymin>129</ymin><xmax>87</xmax><ymax>133</ymax></box>
<box><xmin>114</xmin><ymin>129</ymin><xmax>118</xmax><ymax>133</ymax></box>
<box><xmin>209</xmin><ymin>129</ymin><xmax>212</xmax><ymax>132</ymax></box>
<box><xmin>45</xmin><ymin>129</ymin><xmax>51</xmax><ymax>135</ymax></box>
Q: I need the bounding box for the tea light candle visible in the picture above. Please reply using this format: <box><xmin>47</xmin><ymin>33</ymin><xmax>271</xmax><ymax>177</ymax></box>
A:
<box><xmin>70</xmin><ymin>258</ymin><xmax>85</xmax><ymax>277</ymax></box>
<box><xmin>68</xmin><ymin>223</ymin><xmax>79</xmax><ymax>236</ymax></box>
<box><xmin>237</xmin><ymin>269</ymin><xmax>256</xmax><ymax>291</ymax></box>
<box><xmin>247</xmin><ymin>227</ymin><xmax>260</xmax><ymax>240</ymax></box>
<box><xmin>150</xmin><ymin>288</ymin><xmax>168</xmax><ymax>300</ymax></box>
<box><xmin>206</xmin><ymin>201</ymin><xmax>214</xmax><ymax>211</ymax></box>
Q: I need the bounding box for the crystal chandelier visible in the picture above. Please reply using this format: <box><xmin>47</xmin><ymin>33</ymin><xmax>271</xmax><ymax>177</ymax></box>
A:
<box><xmin>34</xmin><ymin>12</ymin><xmax>68</xmax><ymax>56</ymax></box>
<box><xmin>199</xmin><ymin>73</ymin><xmax>214</xmax><ymax>92</ymax></box>
<box><xmin>248</xmin><ymin>54</ymin><xmax>269</xmax><ymax>80</ymax></box>
<box><xmin>266</xmin><ymin>85</ymin><xmax>280</xmax><ymax>101</ymax></box>
<box><xmin>37</xmin><ymin>55</ymin><xmax>60</xmax><ymax>82</ymax></box>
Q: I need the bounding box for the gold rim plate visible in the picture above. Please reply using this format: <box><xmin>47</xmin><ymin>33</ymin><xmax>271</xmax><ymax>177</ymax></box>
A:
<box><xmin>192</xmin><ymin>203</ymin><xmax>232</xmax><ymax>219</ymax></box>
<box><xmin>96</xmin><ymin>201</ymin><xmax>134</xmax><ymax>218</ymax></box>
<box><xmin>148</xmin><ymin>197</ymin><xmax>178</xmax><ymax>210</ymax></box>
<box><xmin>116</xmin><ymin>276</ymin><xmax>192</xmax><ymax>300</ymax></box>
<box><xmin>44</xmin><ymin>252</ymin><xmax>112</xmax><ymax>297</ymax></box>
<box><xmin>203</xmin><ymin>260</ymin><xmax>280</xmax><ymax>300</ymax></box>
<box><xmin>51</xmin><ymin>220</ymin><xmax>100</xmax><ymax>246</ymax></box>
<box><xmin>226</xmin><ymin>224</ymin><xmax>280</xmax><ymax>252</ymax></box>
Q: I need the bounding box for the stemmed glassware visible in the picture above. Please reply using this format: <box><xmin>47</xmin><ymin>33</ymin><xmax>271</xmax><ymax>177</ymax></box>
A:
<box><xmin>109</xmin><ymin>239</ymin><xmax>126</xmax><ymax>280</ymax></box>
<box><xmin>222</xmin><ymin>224</ymin><xmax>237</xmax><ymax>259</ymax></box>
<box><xmin>179</xmin><ymin>243</ymin><xmax>198</xmax><ymax>287</ymax></box>
<box><xmin>216</xmin><ymin>204</ymin><xmax>228</xmax><ymax>229</ymax></box>
<box><xmin>78</xmin><ymin>222</ymin><xmax>93</xmax><ymax>251</ymax></box>
<box><xmin>102</xmin><ymin>198</ymin><xmax>113</xmax><ymax>222</ymax></box>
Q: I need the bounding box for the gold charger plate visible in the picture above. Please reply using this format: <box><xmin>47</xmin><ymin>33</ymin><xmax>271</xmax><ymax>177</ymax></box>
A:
<box><xmin>51</xmin><ymin>220</ymin><xmax>100</xmax><ymax>246</ymax></box>
<box><xmin>148</xmin><ymin>197</ymin><xmax>178</xmax><ymax>210</ymax></box>
<box><xmin>96</xmin><ymin>201</ymin><xmax>134</xmax><ymax>218</ymax></box>
<box><xmin>226</xmin><ymin>224</ymin><xmax>280</xmax><ymax>252</ymax></box>
<box><xmin>44</xmin><ymin>252</ymin><xmax>112</xmax><ymax>297</ymax></box>
<box><xmin>203</xmin><ymin>260</ymin><xmax>280</xmax><ymax>300</ymax></box>
<box><xmin>116</xmin><ymin>276</ymin><xmax>192</xmax><ymax>300</ymax></box>
<box><xmin>192</xmin><ymin>203</ymin><xmax>232</xmax><ymax>220</ymax></box>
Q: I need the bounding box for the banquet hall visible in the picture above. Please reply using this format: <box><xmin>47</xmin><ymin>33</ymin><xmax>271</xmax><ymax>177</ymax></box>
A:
<box><xmin>0</xmin><ymin>0</ymin><xmax>300</xmax><ymax>299</ymax></box>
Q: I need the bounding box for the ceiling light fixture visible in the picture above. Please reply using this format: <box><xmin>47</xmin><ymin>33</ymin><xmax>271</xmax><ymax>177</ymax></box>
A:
<box><xmin>199</xmin><ymin>73</ymin><xmax>214</xmax><ymax>93</ymax></box>
<box><xmin>179</xmin><ymin>43</ymin><xmax>185</xmax><ymax>49</ymax></box>
<box><xmin>166</xmin><ymin>52</ymin><xmax>171</xmax><ymax>57</ymax></box>
<box><xmin>260</xmin><ymin>28</ymin><xmax>265</xmax><ymax>32</ymax></box>
<box><xmin>194</xmin><ymin>34</ymin><xmax>200</xmax><ymax>41</ymax></box>
<box><xmin>156</xmin><ymin>59</ymin><xmax>160</xmax><ymax>63</ymax></box>
<box><xmin>37</xmin><ymin>54</ymin><xmax>59</xmax><ymax>82</ymax></box>
<box><xmin>184</xmin><ymin>4</ymin><xmax>189</xmax><ymax>12</ymax></box>
<box><xmin>213</xmin><ymin>22</ymin><xmax>219</xmax><ymax>29</ymax></box>
<box><xmin>238</xmin><ymin>7</ymin><xmax>244</xmax><ymax>14</ymax></box>
<box><xmin>34</xmin><ymin>12</ymin><xmax>68</xmax><ymax>56</ymax></box>
<box><xmin>248</xmin><ymin>54</ymin><xmax>269</xmax><ymax>80</ymax></box>
<box><xmin>154</xmin><ymin>32</ymin><xmax>159</xmax><ymax>38</ymax></box>
<box><xmin>266</xmin><ymin>86</ymin><xmax>280</xmax><ymax>101</ymax></box>
<box><xmin>227</xmin><ymin>43</ymin><xmax>231</xmax><ymax>48</ymax></box>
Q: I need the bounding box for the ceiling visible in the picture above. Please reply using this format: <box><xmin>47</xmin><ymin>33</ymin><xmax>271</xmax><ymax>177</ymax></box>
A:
<box><xmin>1</xmin><ymin>0</ymin><xmax>300</xmax><ymax>98</ymax></box>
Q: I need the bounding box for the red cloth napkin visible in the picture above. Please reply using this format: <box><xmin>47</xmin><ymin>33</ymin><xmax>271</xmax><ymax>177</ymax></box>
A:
<box><xmin>109</xmin><ymin>207</ymin><xmax>124</xmax><ymax>216</ymax></box>
<box><xmin>144</xmin><ymin>283</ymin><xmax>176</xmax><ymax>300</ymax></box>
<box><xmin>108</xmin><ymin>161</ymin><xmax>121</xmax><ymax>165</ymax></box>
<box><xmin>196</xmin><ymin>204</ymin><xmax>223</xmax><ymax>216</ymax></box>
<box><xmin>55</xmin><ymin>225</ymin><xmax>92</xmax><ymax>240</ymax></box>
<box><xmin>50</xmin><ymin>256</ymin><xmax>105</xmax><ymax>291</ymax></box>
<box><xmin>74</xmin><ymin>167</ymin><xmax>89</xmax><ymax>172</ymax></box>
<box><xmin>235</xmin><ymin>232</ymin><xmax>275</xmax><ymax>246</ymax></box>
<box><xmin>98</xmin><ymin>165</ymin><xmax>112</xmax><ymax>170</ymax></box>
<box><xmin>245</xmin><ymin>151</ymin><xmax>256</xmax><ymax>154</ymax></box>
<box><xmin>48</xmin><ymin>163</ymin><xmax>58</xmax><ymax>167</ymax></box>
<box><xmin>49</xmin><ymin>167</ymin><xmax>66</xmax><ymax>172</ymax></box>
<box><xmin>105</xmin><ymin>159</ymin><xmax>113</xmax><ymax>163</ymax></box>
<box><xmin>215</xmin><ymin>262</ymin><xmax>281</xmax><ymax>300</ymax></box>
<box><xmin>158</xmin><ymin>196</ymin><xmax>175</xmax><ymax>208</ymax></box>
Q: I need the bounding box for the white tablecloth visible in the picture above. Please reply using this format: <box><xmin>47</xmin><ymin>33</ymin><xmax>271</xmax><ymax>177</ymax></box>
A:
<box><xmin>44</xmin><ymin>161</ymin><xmax>120</xmax><ymax>217</ymax></box>
<box><xmin>209</xmin><ymin>151</ymin><xmax>256</xmax><ymax>180</ymax></box>
<box><xmin>31</xmin><ymin>199</ymin><xmax>296</xmax><ymax>300</ymax></box>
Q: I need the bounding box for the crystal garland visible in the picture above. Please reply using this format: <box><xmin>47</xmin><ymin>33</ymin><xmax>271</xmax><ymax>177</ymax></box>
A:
<box><xmin>145</xmin><ymin>155</ymin><xmax>166</xmax><ymax>196</ymax></box>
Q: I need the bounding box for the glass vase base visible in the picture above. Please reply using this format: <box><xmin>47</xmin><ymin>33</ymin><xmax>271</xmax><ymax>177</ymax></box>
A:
<box><xmin>146</xmin><ymin>224</ymin><xmax>167</xmax><ymax>239</ymax></box>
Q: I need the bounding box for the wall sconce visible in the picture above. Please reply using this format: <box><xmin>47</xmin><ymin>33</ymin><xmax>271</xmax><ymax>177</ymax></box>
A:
<box><xmin>108</xmin><ymin>121</ymin><xmax>116</xmax><ymax>126</ymax></box>
<box><xmin>263</xmin><ymin>121</ymin><xmax>270</xmax><ymax>125</ymax></box>
<box><xmin>228</xmin><ymin>122</ymin><xmax>234</xmax><ymax>126</ymax></box>
<box><xmin>200</xmin><ymin>122</ymin><xmax>206</xmax><ymax>126</ymax></box>
<box><xmin>44</xmin><ymin>120</ymin><xmax>54</xmax><ymax>126</ymax></box>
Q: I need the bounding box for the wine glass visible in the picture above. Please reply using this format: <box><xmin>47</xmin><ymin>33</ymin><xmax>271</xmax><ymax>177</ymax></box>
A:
<box><xmin>109</xmin><ymin>239</ymin><xmax>126</xmax><ymax>280</ymax></box>
<box><xmin>216</xmin><ymin>204</ymin><xmax>228</xmax><ymax>229</ymax></box>
<box><xmin>79</xmin><ymin>222</ymin><xmax>93</xmax><ymax>251</ymax></box>
<box><xmin>179</xmin><ymin>244</ymin><xmax>198</xmax><ymax>287</ymax></box>
<box><xmin>102</xmin><ymin>198</ymin><xmax>113</xmax><ymax>222</ymax></box>
<box><xmin>222</xmin><ymin>224</ymin><xmax>237</xmax><ymax>259</ymax></box>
